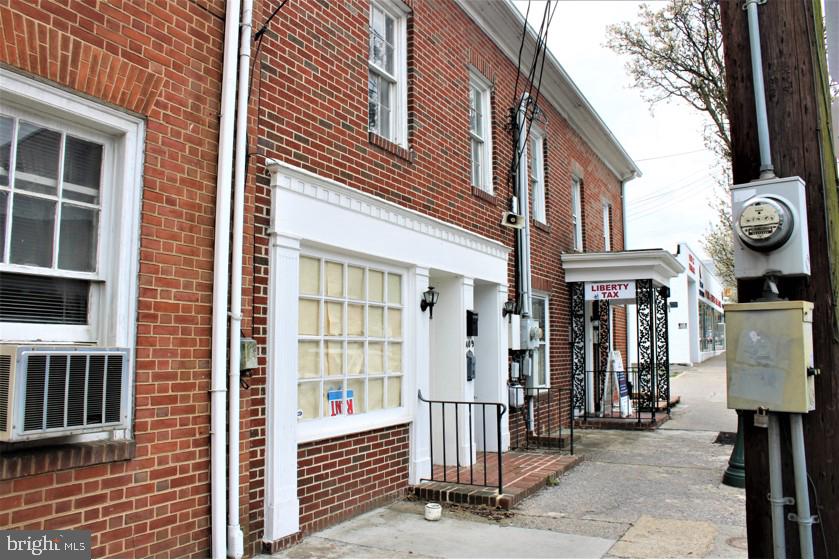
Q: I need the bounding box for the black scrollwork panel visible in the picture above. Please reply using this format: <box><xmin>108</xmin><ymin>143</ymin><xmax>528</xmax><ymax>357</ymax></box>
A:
<box><xmin>571</xmin><ymin>283</ymin><xmax>586</xmax><ymax>414</ymax></box>
<box><xmin>598</xmin><ymin>299</ymin><xmax>610</xmax><ymax>375</ymax></box>
<box><xmin>635</xmin><ymin>279</ymin><xmax>655</xmax><ymax>411</ymax></box>
<box><xmin>655</xmin><ymin>286</ymin><xmax>670</xmax><ymax>410</ymax></box>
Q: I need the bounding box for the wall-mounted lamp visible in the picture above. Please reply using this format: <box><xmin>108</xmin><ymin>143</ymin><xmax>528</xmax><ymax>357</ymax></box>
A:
<box><xmin>502</xmin><ymin>299</ymin><xmax>517</xmax><ymax>318</ymax></box>
<box><xmin>420</xmin><ymin>286</ymin><xmax>439</xmax><ymax>319</ymax></box>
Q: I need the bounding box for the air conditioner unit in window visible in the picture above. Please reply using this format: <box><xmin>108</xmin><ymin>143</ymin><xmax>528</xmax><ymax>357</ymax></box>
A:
<box><xmin>0</xmin><ymin>346</ymin><xmax>130</xmax><ymax>442</ymax></box>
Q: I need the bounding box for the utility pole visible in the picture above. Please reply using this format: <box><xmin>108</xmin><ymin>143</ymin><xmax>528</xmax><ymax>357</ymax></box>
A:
<box><xmin>720</xmin><ymin>0</ymin><xmax>839</xmax><ymax>558</ymax></box>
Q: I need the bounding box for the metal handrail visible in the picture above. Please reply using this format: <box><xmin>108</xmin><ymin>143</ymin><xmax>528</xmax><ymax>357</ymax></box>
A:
<box><xmin>417</xmin><ymin>390</ymin><xmax>507</xmax><ymax>494</ymax></box>
<box><xmin>509</xmin><ymin>385</ymin><xmax>574</xmax><ymax>455</ymax></box>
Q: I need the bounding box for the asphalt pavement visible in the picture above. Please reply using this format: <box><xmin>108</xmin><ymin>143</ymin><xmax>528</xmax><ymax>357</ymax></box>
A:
<box><xmin>268</xmin><ymin>353</ymin><xmax>747</xmax><ymax>558</ymax></box>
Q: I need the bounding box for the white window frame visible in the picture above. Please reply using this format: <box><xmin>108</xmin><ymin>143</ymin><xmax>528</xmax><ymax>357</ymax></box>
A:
<box><xmin>0</xmin><ymin>69</ymin><xmax>144</xmax><ymax>348</ymax></box>
<box><xmin>469</xmin><ymin>70</ymin><xmax>493</xmax><ymax>193</ymax></box>
<box><xmin>571</xmin><ymin>176</ymin><xmax>583</xmax><ymax>251</ymax></box>
<box><xmin>368</xmin><ymin>0</ymin><xmax>409</xmax><ymax>147</ymax></box>
<box><xmin>531</xmin><ymin>292</ymin><xmax>550</xmax><ymax>388</ymax></box>
<box><xmin>296</xmin><ymin>246</ymin><xmax>409</xmax><ymax>442</ymax></box>
<box><xmin>530</xmin><ymin>128</ymin><xmax>546</xmax><ymax>223</ymax></box>
<box><xmin>602</xmin><ymin>201</ymin><xmax>612</xmax><ymax>251</ymax></box>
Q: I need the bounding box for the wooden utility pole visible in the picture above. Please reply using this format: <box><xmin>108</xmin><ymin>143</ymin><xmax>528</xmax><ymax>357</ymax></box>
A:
<box><xmin>720</xmin><ymin>0</ymin><xmax>839</xmax><ymax>557</ymax></box>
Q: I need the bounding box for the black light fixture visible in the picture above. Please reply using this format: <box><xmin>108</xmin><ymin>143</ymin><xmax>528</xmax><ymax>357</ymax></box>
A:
<box><xmin>502</xmin><ymin>299</ymin><xmax>517</xmax><ymax>318</ymax></box>
<box><xmin>420</xmin><ymin>286</ymin><xmax>439</xmax><ymax>319</ymax></box>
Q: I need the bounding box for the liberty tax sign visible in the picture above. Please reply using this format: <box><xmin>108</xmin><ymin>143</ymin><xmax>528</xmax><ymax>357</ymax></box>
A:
<box><xmin>585</xmin><ymin>281</ymin><xmax>636</xmax><ymax>301</ymax></box>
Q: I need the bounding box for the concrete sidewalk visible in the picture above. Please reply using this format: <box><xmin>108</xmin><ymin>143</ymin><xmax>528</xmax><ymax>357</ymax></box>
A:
<box><xmin>268</xmin><ymin>356</ymin><xmax>746</xmax><ymax>558</ymax></box>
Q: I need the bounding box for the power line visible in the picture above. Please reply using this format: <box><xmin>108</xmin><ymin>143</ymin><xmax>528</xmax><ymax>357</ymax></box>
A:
<box><xmin>634</xmin><ymin>148</ymin><xmax>711</xmax><ymax>163</ymax></box>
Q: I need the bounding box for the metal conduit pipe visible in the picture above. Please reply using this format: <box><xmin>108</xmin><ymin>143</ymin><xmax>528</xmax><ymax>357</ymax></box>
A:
<box><xmin>768</xmin><ymin>413</ymin><xmax>787</xmax><ymax>559</ymax></box>
<box><xmin>790</xmin><ymin>413</ymin><xmax>815</xmax><ymax>559</ymax></box>
<box><xmin>210</xmin><ymin>0</ymin><xmax>241</xmax><ymax>556</ymax></box>
<box><xmin>744</xmin><ymin>0</ymin><xmax>776</xmax><ymax>179</ymax></box>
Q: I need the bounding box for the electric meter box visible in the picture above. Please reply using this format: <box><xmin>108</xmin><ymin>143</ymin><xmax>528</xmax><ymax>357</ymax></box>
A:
<box><xmin>725</xmin><ymin>300</ymin><xmax>815</xmax><ymax>413</ymax></box>
<box><xmin>730</xmin><ymin>176</ymin><xmax>810</xmax><ymax>278</ymax></box>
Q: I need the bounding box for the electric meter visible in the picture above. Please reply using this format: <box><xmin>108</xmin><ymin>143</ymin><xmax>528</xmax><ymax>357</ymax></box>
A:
<box><xmin>735</xmin><ymin>196</ymin><xmax>794</xmax><ymax>252</ymax></box>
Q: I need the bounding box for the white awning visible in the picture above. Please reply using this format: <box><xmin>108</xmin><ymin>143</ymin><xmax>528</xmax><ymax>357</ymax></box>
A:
<box><xmin>561</xmin><ymin>250</ymin><xmax>685</xmax><ymax>288</ymax></box>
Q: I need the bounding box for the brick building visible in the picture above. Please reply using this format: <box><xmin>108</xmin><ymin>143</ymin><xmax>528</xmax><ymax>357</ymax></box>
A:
<box><xmin>0</xmin><ymin>0</ymin><xmax>645</xmax><ymax>558</ymax></box>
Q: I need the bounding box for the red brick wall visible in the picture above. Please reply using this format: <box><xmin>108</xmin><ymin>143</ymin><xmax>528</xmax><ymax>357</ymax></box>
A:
<box><xmin>0</xmin><ymin>0</ymin><xmax>225</xmax><ymax>557</ymax></box>
<box><xmin>246</xmin><ymin>0</ymin><xmax>627</xmax><ymax>553</ymax></box>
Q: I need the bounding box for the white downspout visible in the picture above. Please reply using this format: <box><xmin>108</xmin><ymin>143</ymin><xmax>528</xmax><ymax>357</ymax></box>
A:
<box><xmin>211</xmin><ymin>0</ymin><xmax>241</xmax><ymax>557</ymax></box>
<box><xmin>227</xmin><ymin>0</ymin><xmax>253</xmax><ymax>556</ymax></box>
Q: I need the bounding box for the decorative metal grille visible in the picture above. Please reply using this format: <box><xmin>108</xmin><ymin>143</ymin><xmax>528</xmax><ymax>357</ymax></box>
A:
<box><xmin>570</xmin><ymin>283</ymin><xmax>586</xmax><ymax>415</ymax></box>
<box><xmin>598</xmin><ymin>299</ymin><xmax>610</xmax><ymax>373</ymax></box>
<box><xmin>655</xmin><ymin>287</ymin><xmax>671</xmax><ymax>411</ymax></box>
<box><xmin>635</xmin><ymin>279</ymin><xmax>655</xmax><ymax>413</ymax></box>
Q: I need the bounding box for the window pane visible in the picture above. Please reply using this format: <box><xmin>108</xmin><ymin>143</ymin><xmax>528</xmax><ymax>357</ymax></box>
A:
<box><xmin>471</xmin><ymin>139</ymin><xmax>481</xmax><ymax>186</ymax></box>
<box><xmin>0</xmin><ymin>116</ymin><xmax>13</xmax><ymax>186</ymax></box>
<box><xmin>347</xmin><ymin>342</ymin><xmax>364</xmax><ymax>375</ymax></box>
<box><xmin>325</xmin><ymin>383</ymin><xmax>346</xmax><ymax>417</ymax></box>
<box><xmin>384</xmin><ymin>15</ymin><xmax>394</xmax><ymax>74</ymax></box>
<box><xmin>10</xmin><ymin>194</ymin><xmax>55</xmax><ymax>267</ymax></box>
<box><xmin>0</xmin><ymin>190</ymin><xmax>6</xmax><ymax>260</ymax></box>
<box><xmin>387</xmin><ymin>308</ymin><xmax>402</xmax><ymax>338</ymax></box>
<box><xmin>368</xmin><ymin>377</ymin><xmax>384</xmax><ymax>411</ymax></box>
<box><xmin>15</xmin><ymin>122</ymin><xmax>60</xmax><ymax>196</ymax></box>
<box><xmin>0</xmin><ymin>272</ymin><xmax>88</xmax><ymax>324</ymax></box>
<box><xmin>368</xmin><ymin>73</ymin><xmax>379</xmax><ymax>135</ymax></box>
<box><xmin>347</xmin><ymin>377</ymin><xmax>365</xmax><ymax>414</ymax></box>
<box><xmin>58</xmin><ymin>204</ymin><xmax>98</xmax><ymax>272</ymax></box>
<box><xmin>532</xmin><ymin>297</ymin><xmax>546</xmax><ymax>340</ymax></box>
<box><xmin>534</xmin><ymin>346</ymin><xmax>546</xmax><ymax>386</ymax></box>
<box><xmin>387</xmin><ymin>273</ymin><xmax>401</xmax><ymax>304</ymax></box>
<box><xmin>387</xmin><ymin>376</ymin><xmax>402</xmax><ymax>408</ymax></box>
<box><xmin>369</xmin><ymin>270</ymin><xmax>384</xmax><ymax>302</ymax></box>
<box><xmin>348</xmin><ymin>266</ymin><xmax>364</xmax><ymax>299</ymax></box>
<box><xmin>388</xmin><ymin>342</ymin><xmax>402</xmax><ymax>373</ymax></box>
<box><xmin>298</xmin><ymin>299</ymin><xmax>320</xmax><ymax>336</ymax></box>
<box><xmin>298</xmin><ymin>381</ymin><xmax>320</xmax><ymax>419</ymax></box>
<box><xmin>299</xmin><ymin>256</ymin><xmax>320</xmax><ymax>295</ymax></box>
<box><xmin>368</xmin><ymin>306</ymin><xmax>384</xmax><ymax>337</ymax></box>
<box><xmin>325</xmin><ymin>261</ymin><xmax>343</xmax><ymax>297</ymax></box>
<box><xmin>325</xmin><ymin>301</ymin><xmax>343</xmax><ymax>336</ymax></box>
<box><xmin>325</xmin><ymin>341</ymin><xmax>343</xmax><ymax>376</ymax></box>
<box><xmin>379</xmin><ymin>83</ymin><xmax>391</xmax><ymax>139</ymax></box>
<box><xmin>63</xmin><ymin>136</ymin><xmax>102</xmax><ymax>204</ymax></box>
<box><xmin>347</xmin><ymin>303</ymin><xmax>364</xmax><ymax>336</ymax></box>
<box><xmin>297</xmin><ymin>341</ymin><xmax>320</xmax><ymax>378</ymax></box>
<box><xmin>368</xmin><ymin>342</ymin><xmax>384</xmax><ymax>373</ymax></box>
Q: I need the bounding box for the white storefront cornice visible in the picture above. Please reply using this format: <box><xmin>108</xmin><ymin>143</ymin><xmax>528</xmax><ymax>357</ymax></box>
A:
<box><xmin>561</xmin><ymin>250</ymin><xmax>685</xmax><ymax>287</ymax></box>
<box><xmin>455</xmin><ymin>0</ymin><xmax>640</xmax><ymax>182</ymax></box>
<box><xmin>266</xmin><ymin>159</ymin><xmax>510</xmax><ymax>261</ymax></box>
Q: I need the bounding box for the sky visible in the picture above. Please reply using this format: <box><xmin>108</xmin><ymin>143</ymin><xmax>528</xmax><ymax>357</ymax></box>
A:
<box><xmin>514</xmin><ymin>1</ymin><xmax>723</xmax><ymax>260</ymax></box>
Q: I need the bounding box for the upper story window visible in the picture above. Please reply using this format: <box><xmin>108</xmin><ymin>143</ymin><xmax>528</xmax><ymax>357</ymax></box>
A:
<box><xmin>571</xmin><ymin>177</ymin><xmax>583</xmax><ymax>251</ymax></box>
<box><xmin>368</xmin><ymin>0</ymin><xmax>408</xmax><ymax>147</ymax></box>
<box><xmin>530</xmin><ymin>130</ymin><xmax>546</xmax><ymax>223</ymax></box>
<box><xmin>0</xmin><ymin>70</ymin><xmax>143</xmax><ymax>346</ymax></box>
<box><xmin>602</xmin><ymin>202</ymin><xmax>612</xmax><ymax>251</ymax></box>
<box><xmin>531</xmin><ymin>294</ymin><xmax>549</xmax><ymax>387</ymax></box>
<box><xmin>297</xmin><ymin>253</ymin><xmax>405</xmax><ymax>421</ymax></box>
<box><xmin>469</xmin><ymin>71</ymin><xmax>493</xmax><ymax>193</ymax></box>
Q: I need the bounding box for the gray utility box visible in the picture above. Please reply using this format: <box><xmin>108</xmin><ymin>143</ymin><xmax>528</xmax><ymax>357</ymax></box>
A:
<box><xmin>725</xmin><ymin>300</ymin><xmax>815</xmax><ymax>413</ymax></box>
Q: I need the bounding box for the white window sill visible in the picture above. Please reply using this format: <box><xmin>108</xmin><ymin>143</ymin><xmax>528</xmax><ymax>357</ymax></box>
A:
<box><xmin>297</xmin><ymin>407</ymin><xmax>411</xmax><ymax>444</ymax></box>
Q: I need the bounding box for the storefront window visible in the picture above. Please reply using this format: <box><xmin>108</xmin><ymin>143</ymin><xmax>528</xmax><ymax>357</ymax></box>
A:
<box><xmin>298</xmin><ymin>254</ymin><xmax>404</xmax><ymax>420</ymax></box>
<box><xmin>699</xmin><ymin>301</ymin><xmax>725</xmax><ymax>353</ymax></box>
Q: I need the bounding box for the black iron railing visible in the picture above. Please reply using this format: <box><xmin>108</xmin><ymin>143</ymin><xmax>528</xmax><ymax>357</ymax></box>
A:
<box><xmin>509</xmin><ymin>385</ymin><xmax>574</xmax><ymax>455</ymax></box>
<box><xmin>582</xmin><ymin>366</ymin><xmax>667</xmax><ymax>425</ymax></box>
<box><xmin>417</xmin><ymin>390</ymin><xmax>507</xmax><ymax>494</ymax></box>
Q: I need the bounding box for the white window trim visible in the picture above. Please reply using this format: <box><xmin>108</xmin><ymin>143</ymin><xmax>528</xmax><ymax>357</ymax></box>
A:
<box><xmin>468</xmin><ymin>69</ymin><xmax>493</xmax><ymax>194</ymax></box>
<box><xmin>369</xmin><ymin>0</ymin><xmax>409</xmax><ymax>147</ymax></box>
<box><xmin>0</xmin><ymin>68</ymin><xmax>144</xmax><ymax>349</ymax></box>
<box><xmin>296</xmin><ymin>245</ymin><xmax>411</xmax><ymax>444</ymax></box>
<box><xmin>602</xmin><ymin>201</ymin><xmax>612</xmax><ymax>251</ymax></box>
<box><xmin>530</xmin><ymin>128</ymin><xmax>546</xmax><ymax>223</ymax></box>
<box><xmin>571</xmin><ymin>176</ymin><xmax>583</xmax><ymax>251</ymax></box>
<box><xmin>531</xmin><ymin>292</ymin><xmax>550</xmax><ymax>388</ymax></box>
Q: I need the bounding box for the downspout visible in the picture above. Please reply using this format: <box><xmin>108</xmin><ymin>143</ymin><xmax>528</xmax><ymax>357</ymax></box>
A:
<box><xmin>227</xmin><ymin>0</ymin><xmax>253</xmax><ymax>557</ymax></box>
<box><xmin>211</xmin><ymin>0</ymin><xmax>242</xmax><ymax>557</ymax></box>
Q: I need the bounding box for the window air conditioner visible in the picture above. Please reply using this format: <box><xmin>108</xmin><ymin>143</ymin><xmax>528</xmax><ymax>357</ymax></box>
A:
<box><xmin>0</xmin><ymin>346</ymin><xmax>130</xmax><ymax>442</ymax></box>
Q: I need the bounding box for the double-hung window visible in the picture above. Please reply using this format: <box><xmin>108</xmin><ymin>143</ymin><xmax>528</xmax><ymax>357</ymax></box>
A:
<box><xmin>297</xmin><ymin>253</ymin><xmax>405</xmax><ymax>421</ymax></box>
<box><xmin>531</xmin><ymin>294</ymin><xmax>549</xmax><ymax>387</ymax></box>
<box><xmin>530</xmin><ymin>130</ymin><xmax>546</xmax><ymax>223</ymax></box>
<box><xmin>0</xmin><ymin>69</ymin><xmax>143</xmax><ymax>346</ymax></box>
<box><xmin>469</xmin><ymin>72</ymin><xmax>493</xmax><ymax>193</ymax></box>
<box><xmin>571</xmin><ymin>177</ymin><xmax>583</xmax><ymax>251</ymax></box>
<box><xmin>368</xmin><ymin>0</ymin><xmax>407</xmax><ymax>146</ymax></box>
<box><xmin>602</xmin><ymin>202</ymin><xmax>612</xmax><ymax>251</ymax></box>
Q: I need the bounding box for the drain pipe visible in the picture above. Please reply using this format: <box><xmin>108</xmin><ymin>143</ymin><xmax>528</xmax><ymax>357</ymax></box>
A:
<box><xmin>226</xmin><ymin>0</ymin><xmax>253</xmax><ymax>557</ymax></box>
<box><xmin>744</xmin><ymin>0</ymin><xmax>775</xmax><ymax>179</ymax></box>
<box><xmin>211</xmin><ymin>0</ymin><xmax>242</xmax><ymax>557</ymax></box>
